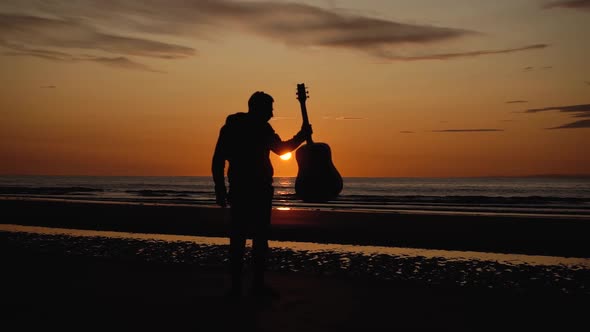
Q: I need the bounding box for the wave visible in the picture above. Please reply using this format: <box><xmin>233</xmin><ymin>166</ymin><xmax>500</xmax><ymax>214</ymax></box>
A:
<box><xmin>3</xmin><ymin>186</ymin><xmax>589</xmax><ymax>206</ymax></box>
<box><xmin>2</xmin><ymin>181</ymin><xmax>589</xmax><ymax>216</ymax></box>
<box><xmin>125</xmin><ymin>189</ymin><xmax>212</xmax><ymax>198</ymax></box>
<box><xmin>333</xmin><ymin>194</ymin><xmax>590</xmax><ymax>206</ymax></box>
<box><xmin>0</xmin><ymin>186</ymin><xmax>102</xmax><ymax>195</ymax></box>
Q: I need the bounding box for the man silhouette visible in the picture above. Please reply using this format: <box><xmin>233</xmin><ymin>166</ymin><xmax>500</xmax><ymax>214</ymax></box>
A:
<box><xmin>212</xmin><ymin>91</ymin><xmax>311</xmax><ymax>297</ymax></box>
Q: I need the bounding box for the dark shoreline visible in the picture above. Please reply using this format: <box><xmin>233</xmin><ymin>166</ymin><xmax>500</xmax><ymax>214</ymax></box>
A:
<box><xmin>1</xmin><ymin>197</ymin><xmax>589</xmax><ymax>257</ymax></box>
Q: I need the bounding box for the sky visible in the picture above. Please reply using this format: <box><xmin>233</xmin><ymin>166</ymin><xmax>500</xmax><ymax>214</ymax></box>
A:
<box><xmin>1</xmin><ymin>0</ymin><xmax>589</xmax><ymax>177</ymax></box>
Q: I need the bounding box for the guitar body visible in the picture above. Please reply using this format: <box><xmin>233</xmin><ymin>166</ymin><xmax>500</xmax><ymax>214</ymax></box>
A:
<box><xmin>294</xmin><ymin>83</ymin><xmax>343</xmax><ymax>202</ymax></box>
<box><xmin>295</xmin><ymin>142</ymin><xmax>343</xmax><ymax>202</ymax></box>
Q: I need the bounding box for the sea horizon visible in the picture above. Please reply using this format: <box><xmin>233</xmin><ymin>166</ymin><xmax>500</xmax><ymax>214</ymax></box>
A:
<box><xmin>2</xmin><ymin>174</ymin><xmax>589</xmax><ymax>218</ymax></box>
<box><xmin>2</xmin><ymin>174</ymin><xmax>590</xmax><ymax>179</ymax></box>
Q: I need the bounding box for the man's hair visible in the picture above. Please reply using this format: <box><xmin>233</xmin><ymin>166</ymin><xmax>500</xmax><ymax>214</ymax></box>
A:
<box><xmin>248</xmin><ymin>91</ymin><xmax>274</xmax><ymax>113</ymax></box>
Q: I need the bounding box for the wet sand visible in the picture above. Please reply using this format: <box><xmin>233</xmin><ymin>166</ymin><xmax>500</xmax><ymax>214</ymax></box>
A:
<box><xmin>1</xmin><ymin>198</ymin><xmax>588</xmax><ymax>331</ymax></box>
<box><xmin>2</xmin><ymin>230</ymin><xmax>588</xmax><ymax>332</ymax></box>
<box><xmin>1</xmin><ymin>197</ymin><xmax>589</xmax><ymax>257</ymax></box>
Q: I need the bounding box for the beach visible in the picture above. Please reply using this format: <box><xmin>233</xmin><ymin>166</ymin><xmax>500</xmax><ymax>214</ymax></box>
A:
<box><xmin>1</xmin><ymin>197</ymin><xmax>589</xmax><ymax>331</ymax></box>
<box><xmin>2</xmin><ymin>197</ymin><xmax>589</xmax><ymax>257</ymax></box>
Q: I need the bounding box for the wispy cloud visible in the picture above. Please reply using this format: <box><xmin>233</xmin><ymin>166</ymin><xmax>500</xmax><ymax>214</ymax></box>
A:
<box><xmin>506</xmin><ymin>100</ymin><xmax>528</xmax><ymax>104</ymax></box>
<box><xmin>1</xmin><ymin>40</ymin><xmax>163</xmax><ymax>72</ymax></box>
<box><xmin>335</xmin><ymin>117</ymin><xmax>365</xmax><ymax>120</ymax></box>
<box><xmin>40</xmin><ymin>85</ymin><xmax>56</xmax><ymax>88</ymax></box>
<box><xmin>0</xmin><ymin>14</ymin><xmax>195</xmax><ymax>59</ymax></box>
<box><xmin>0</xmin><ymin>11</ymin><xmax>193</xmax><ymax>71</ymax></box>
<box><xmin>547</xmin><ymin>119</ymin><xmax>590</xmax><ymax>129</ymax></box>
<box><xmin>270</xmin><ymin>116</ymin><xmax>296</xmax><ymax>121</ymax></box>
<box><xmin>432</xmin><ymin>129</ymin><xmax>504</xmax><ymax>132</ymax></box>
<box><xmin>1</xmin><ymin>40</ymin><xmax>75</xmax><ymax>60</ymax></box>
<box><xmin>378</xmin><ymin>44</ymin><xmax>547</xmax><ymax>61</ymax></box>
<box><xmin>400</xmin><ymin>131</ymin><xmax>414</xmax><ymax>134</ymax></box>
<box><xmin>522</xmin><ymin>65</ymin><xmax>553</xmax><ymax>71</ymax></box>
<box><xmin>544</xmin><ymin>0</ymin><xmax>590</xmax><ymax>10</ymax></box>
<box><xmin>0</xmin><ymin>0</ymin><xmax>549</xmax><ymax>70</ymax></box>
<box><xmin>524</xmin><ymin>104</ymin><xmax>590</xmax><ymax>129</ymax></box>
<box><xmin>525</xmin><ymin>104</ymin><xmax>590</xmax><ymax>117</ymax></box>
<box><xmin>86</xmin><ymin>56</ymin><xmax>164</xmax><ymax>73</ymax></box>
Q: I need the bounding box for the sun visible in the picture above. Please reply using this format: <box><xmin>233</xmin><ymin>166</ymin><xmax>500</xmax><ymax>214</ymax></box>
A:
<box><xmin>279</xmin><ymin>152</ymin><xmax>292</xmax><ymax>161</ymax></box>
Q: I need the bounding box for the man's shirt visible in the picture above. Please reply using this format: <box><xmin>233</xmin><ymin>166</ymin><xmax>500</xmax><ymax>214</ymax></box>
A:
<box><xmin>212</xmin><ymin>112</ymin><xmax>305</xmax><ymax>191</ymax></box>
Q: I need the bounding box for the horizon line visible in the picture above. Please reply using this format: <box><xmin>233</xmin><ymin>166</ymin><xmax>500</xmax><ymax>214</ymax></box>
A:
<box><xmin>1</xmin><ymin>174</ymin><xmax>589</xmax><ymax>179</ymax></box>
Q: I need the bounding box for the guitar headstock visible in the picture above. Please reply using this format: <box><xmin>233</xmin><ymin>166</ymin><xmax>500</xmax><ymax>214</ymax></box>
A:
<box><xmin>296</xmin><ymin>83</ymin><xmax>309</xmax><ymax>103</ymax></box>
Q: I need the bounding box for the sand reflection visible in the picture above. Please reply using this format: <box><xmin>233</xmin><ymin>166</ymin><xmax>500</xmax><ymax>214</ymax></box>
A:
<box><xmin>2</xmin><ymin>224</ymin><xmax>588</xmax><ymax>294</ymax></box>
<box><xmin>3</xmin><ymin>224</ymin><xmax>587</xmax><ymax>267</ymax></box>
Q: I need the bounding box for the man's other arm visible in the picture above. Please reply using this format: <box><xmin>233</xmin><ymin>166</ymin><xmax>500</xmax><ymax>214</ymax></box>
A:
<box><xmin>212</xmin><ymin>125</ymin><xmax>228</xmax><ymax>207</ymax></box>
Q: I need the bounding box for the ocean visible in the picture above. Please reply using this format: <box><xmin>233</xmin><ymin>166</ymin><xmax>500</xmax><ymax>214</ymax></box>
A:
<box><xmin>1</xmin><ymin>175</ymin><xmax>589</xmax><ymax>217</ymax></box>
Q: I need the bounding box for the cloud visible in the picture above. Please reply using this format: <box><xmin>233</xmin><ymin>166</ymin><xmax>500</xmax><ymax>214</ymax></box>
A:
<box><xmin>506</xmin><ymin>100</ymin><xmax>528</xmax><ymax>104</ymax></box>
<box><xmin>1</xmin><ymin>40</ymin><xmax>162</xmax><ymax>72</ymax></box>
<box><xmin>0</xmin><ymin>0</ymin><xmax>549</xmax><ymax>67</ymax></box>
<box><xmin>86</xmin><ymin>56</ymin><xmax>164</xmax><ymax>73</ymax></box>
<box><xmin>241</xmin><ymin>3</ymin><xmax>475</xmax><ymax>51</ymax></box>
<box><xmin>322</xmin><ymin>115</ymin><xmax>366</xmax><ymax>120</ymax></box>
<box><xmin>0</xmin><ymin>11</ymin><xmax>194</xmax><ymax>71</ymax></box>
<box><xmin>377</xmin><ymin>44</ymin><xmax>547</xmax><ymax>61</ymax></box>
<box><xmin>40</xmin><ymin>85</ymin><xmax>56</xmax><ymax>88</ymax></box>
<box><xmin>432</xmin><ymin>129</ymin><xmax>504</xmax><ymax>132</ymax></box>
<box><xmin>586</xmin><ymin>81</ymin><xmax>590</xmax><ymax>85</ymax></box>
<box><xmin>547</xmin><ymin>119</ymin><xmax>590</xmax><ymax>129</ymax></box>
<box><xmin>270</xmin><ymin>116</ymin><xmax>296</xmax><ymax>121</ymax></box>
<box><xmin>544</xmin><ymin>0</ymin><xmax>590</xmax><ymax>10</ymax></box>
<box><xmin>400</xmin><ymin>131</ymin><xmax>414</xmax><ymax>134</ymax></box>
<box><xmin>522</xmin><ymin>65</ymin><xmax>553</xmax><ymax>72</ymax></box>
<box><xmin>0</xmin><ymin>40</ymin><xmax>75</xmax><ymax>60</ymax></box>
<box><xmin>0</xmin><ymin>13</ymin><xmax>195</xmax><ymax>59</ymax></box>
<box><xmin>524</xmin><ymin>104</ymin><xmax>590</xmax><ymax>129</ymax></box>
<box><xmin>524</xmin><ymin>104</ymin><xmax>590</xmax><ymax>117</ymax></box>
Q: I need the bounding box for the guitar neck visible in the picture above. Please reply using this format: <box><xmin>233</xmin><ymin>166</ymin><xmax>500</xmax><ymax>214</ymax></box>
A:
<box><xmin>299</xmin><ymin>100</ymin><xmax>314</xmax><ymax>144</ymax></box>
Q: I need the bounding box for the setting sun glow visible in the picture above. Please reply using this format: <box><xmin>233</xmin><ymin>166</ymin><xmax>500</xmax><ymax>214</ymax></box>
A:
<box><xmin>0</xmin><ymin>1</ymin><xmax>588</xmax><ymax>177</ymax></box>
<box><xmin>280</xmin><ymin>153</ymin><xmax>292</xmax><ymax>161</ymax></box>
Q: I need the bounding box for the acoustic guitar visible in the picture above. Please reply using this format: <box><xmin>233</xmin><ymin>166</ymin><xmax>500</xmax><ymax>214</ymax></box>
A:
<box><xmin>295</xmin><ymin>83</ymin><xmax>343</xmax><ymax>202</ymax></box>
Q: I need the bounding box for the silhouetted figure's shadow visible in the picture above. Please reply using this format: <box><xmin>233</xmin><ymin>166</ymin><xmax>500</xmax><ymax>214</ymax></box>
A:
<box><xmin>212</xmin><ymin>91</ymin><xmax>311</xmax><ymax>297</ymax></box>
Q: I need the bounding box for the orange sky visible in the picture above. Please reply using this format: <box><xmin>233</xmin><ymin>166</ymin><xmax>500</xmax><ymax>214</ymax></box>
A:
<box><xmin>1</xmin><ymin>0</ymin><xmax>589</xmax><ymax>177</ymax></box>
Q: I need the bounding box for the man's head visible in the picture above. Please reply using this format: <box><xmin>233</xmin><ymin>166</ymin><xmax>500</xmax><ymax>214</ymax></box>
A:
<box><xmin>248</xmin><ymin>91</ymin><xmax>274</xmax><ymax>122</ymax></box>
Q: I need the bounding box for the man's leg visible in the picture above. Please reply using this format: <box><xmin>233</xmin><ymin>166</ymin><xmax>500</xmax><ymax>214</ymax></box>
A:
<box><xmin>251</xmin><ymin>234</ymin><xmax>269</xmax><ymax>290</ymax></box>
<box><xmin>229</xmin><ymin>206</ymin><xmax>247</xmax><ymax>295</ymax></box>
<box><xmin>251</xmin><ymin>198</ymin><xmax>273</xmax><ymax>293</ymax></box>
